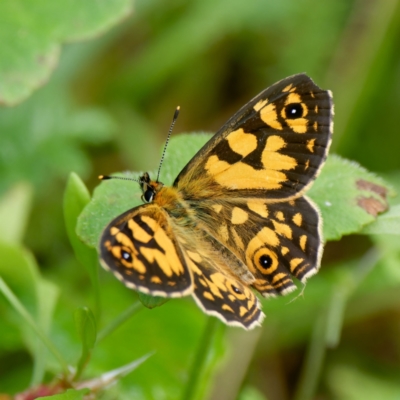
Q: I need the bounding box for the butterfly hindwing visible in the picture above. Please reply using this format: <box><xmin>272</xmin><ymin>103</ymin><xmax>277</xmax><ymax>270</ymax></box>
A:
<box><xmin>180</xmin><ymin>244</ymin><xmax>264</xmax><ymax>329</ymax></box>
<box><xmin>100</xmin><ymin>204</ymin><xmax>193</xmax><ymax>297</ymax></box>
<box><xmin>246</xmin><ymin>197</ymin><xmax>322</xmax><ymax>296</ymax></box>
<box><xmin>192</xmin><ymin>196</ymin><xmax>322</xmax><ymax>297</ymax></box>
<box><xmin>174</xmin><ymin>74</ymin><xmax>332</xmax><ymax>201</ymax></box>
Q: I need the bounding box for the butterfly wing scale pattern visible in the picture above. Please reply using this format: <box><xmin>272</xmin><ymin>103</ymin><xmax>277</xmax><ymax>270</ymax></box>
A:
<box><xmin>99</xmin><ymin>73</ymin><xmax>333</xmax><ymax>329</ymax></box>
<box><xmin>190</xmin><ymin>196</ymin><xmax>322</xmax><ymax>297</ymax></box>
<box><xmin>179</xmin><ymin>242</ymin><xmax>264</xmax><ymax>329</ymax></box>
<box><xmin>100</xmin><ymin>204</ymin><xmax>193</xmax><ymax>297</ymax></box>
<box><xmin>175</xmin><ymin>74</ymin><xmax>333</xmax><ymax>201</ymax></box>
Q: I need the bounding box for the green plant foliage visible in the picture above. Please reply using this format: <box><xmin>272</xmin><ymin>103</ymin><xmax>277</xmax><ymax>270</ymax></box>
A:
<box><xmin>74</xmin><ymin>307</ymin><xmax>97</xmax><ymax>380</ymax></box>
<box><xmin>0</xmin><ymin>183</ymin><xmax>33</xmax><ymax>244</ymax></box>
<box><xmin>36</xmin><ymin>388</ymin><xmax>90</xmax><ymax>400</ymax></box>
<box><xmin>326</xmin><ymin>364</ymin><xmax>400</xmax><ymax>400</ymax></box>
<box><xmin>0</xmin><ymin>254</ymin><xmax>63</xmax><ymax>382</ymax></box>
<box><xmin>308</xmin><ymin>155</ymin><xmax>392</xmax><ymax>241</ymax></box>
<box><xmin>137</xmin><ymin>292</ymin><xmax>168</xmax><ymax>309</ymax></box>
<box><xmin>238</xmin><ymin>386</ymin><xmax>268</xmax><ymax>400</ymax></box>
<box><xmin>1</xmin><ymin>1</ymin><xmax>400</xmax><ymax>399</ymax></box>
<box><xmin>0</xmin><ymin>0</ymin><xmax>133</xmax><ymax>105</ymax></box>
<box><xmin>63</xmin><ymin>173</ymin><xmax>100</xmax><ymax>315</ymax></box>
<box><xmin>0</xmin><ymin>84</ymin><xmax>116</xmax><ymax>194</ymax></box>
<box><xmin>361</xmin><ymin>204</ymin><xmax>400</xmax><ymax>235</ymax></box>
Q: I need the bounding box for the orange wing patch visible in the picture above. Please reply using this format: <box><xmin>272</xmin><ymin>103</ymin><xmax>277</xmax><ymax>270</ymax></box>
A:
<box><xmin>259</xmin><ymin>103</ymin><xmax>283</xmax><ymax>130</ymax></box>
<box><xmin>227</xmin><ymin>128</ymin><xmax>257</xmax><ymax>156</ymax></box>
<box><xmin>205</xmin><ymin>134</ymin><xmax>297</xmax><ymax>191</ymax></box>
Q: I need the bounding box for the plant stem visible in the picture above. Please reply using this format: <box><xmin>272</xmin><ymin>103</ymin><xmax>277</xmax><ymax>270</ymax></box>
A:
<box><xmin>293</xmin><ymin>310</ymin><xmax>327</xmax><ymax>400</ymax></box>
<box><xmin>0</xmin><ymin>277</ymin><xmax>69</xmax><ymax>376</ymax></box>
<box><xmin>97</xmin><ymin>302</ymin><xmax>143</xmax><ymax>342</ymax></box>
<box><xmin>181</xmin><ymin>317</ymin><xmax>220</xmax><ymax>400</ymax></box>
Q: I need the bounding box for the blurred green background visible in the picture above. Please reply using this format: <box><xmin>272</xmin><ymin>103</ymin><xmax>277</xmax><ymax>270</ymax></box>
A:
<box><xmin>0</xmin><ymin>1</ymin><xmax>400</xmax><ymax>399</ymax></box>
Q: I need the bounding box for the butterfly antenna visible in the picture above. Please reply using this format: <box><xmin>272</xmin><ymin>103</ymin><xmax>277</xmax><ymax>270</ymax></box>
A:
<box><xmin>99</xmin><ymin>175</ymin><xmax>140</xmax><ymax>183</ymax></box>
<box><xmin>156</xmin><ymin>106</ymin><xmax>180</xmax><ymax>182</ymax></box>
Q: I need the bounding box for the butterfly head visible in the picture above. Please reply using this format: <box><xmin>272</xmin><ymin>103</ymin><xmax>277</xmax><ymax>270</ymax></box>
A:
<box><xmin>140</xmin><ymin>172</ymin><xmax>164</xmax><ymax>203</ymax></box>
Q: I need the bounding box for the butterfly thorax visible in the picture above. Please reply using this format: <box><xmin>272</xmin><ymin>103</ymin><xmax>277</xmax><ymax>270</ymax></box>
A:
<box><xmin>140</xmin><ymin>172</ymin><xmax>196</xmax><ymax>226</ymax></box>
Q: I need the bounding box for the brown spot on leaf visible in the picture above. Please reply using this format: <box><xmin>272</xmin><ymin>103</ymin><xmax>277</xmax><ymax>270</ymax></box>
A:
<box><xmin>356</xmin><ymin>179</ymin><xmax>389</xmax><ymax>216</ymax></box>
<box><xmin>357</xmin><ymin>197</ymin><xmax>387</xmax><ymax>217</ymax></box>
<box><xmin>356</xmin><ymin>179</ymin><xmax>388</xmax><ymax>199</ymax></box>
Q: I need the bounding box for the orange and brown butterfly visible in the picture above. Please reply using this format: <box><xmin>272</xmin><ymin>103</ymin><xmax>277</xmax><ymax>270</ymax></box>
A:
<box><xmin>99</xmin><ymin>74</ymin><xmax>333</xmax><ymax>330</ymax></box>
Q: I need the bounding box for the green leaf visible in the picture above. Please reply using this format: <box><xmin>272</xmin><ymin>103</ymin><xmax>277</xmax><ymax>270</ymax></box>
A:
<box><xmin>75</xmin><ymin>307</ymin><xmax>97</xmax><ymax>350</ymax></box>
<box><xmin>77</xmin><ymin>170</ymin><xmax>147</xmax><ymax>249</ymax></box>
<box><xmin>77</xmin><ymin>133</ymin><xmax>211</xmax><ymax>248</ymax></box>
<box><xmin>308</xmin><ymin>155</ymin><xmax>391</xmax><ymax>241</ymax></box>
<box><xmin>74</xmin><ymin>306</ymin><xmax>97</xmax><ymax>380</ymax></box>
<box><xmin>0</xmin><ymin>0</ymin><xmax>133</xmax><ymax>105</ymax></box>
<box><xmin>0</xmin><ymin>182</ymin><xmax>33</xmax><ymax>244</ymax></box>
<box><xmin>0</xmin><ymin>276</ymin><xmax>67</xmax><ymax>376</ymax></box>
<box><xmin>73</xmin><ymin>353</ymin><xmax>152</xmax><ymax>393</ymax></box>
<box><xmin>238</xmin><ymin>386</ymin><xmax>269</xmax><ymax>400</ymax></box>
<box><xmin>0</xmin><ymin>242</ymin><xmax>64</xmax><ymax>379</ymax></box>
<box><xmin>0</xmin><ymin>85</ymin><xmax>115</xmax><ymax>195</ymax></box>
<box><xmin>159</xmin><ymin>133</ymin><xmax>212</xmax><ymax>185</ymax></box>
<box><xmin>138</xmin><ymin>292</ymin><xmax>169</xmax><ymax>309</ymax></box>
<box><xmin>63</xmin><ymin>173</ymin><xmax>94</xmax><ymax>266</ymax></box>
<box><xmin>63</xmin><ymin>173</ymin><xmax>100</xmax><ymax>316</ymax></box>
<box><xmin>0</xmin><ymin>242</ymin><xmax>38</xmax><ymax>307</ymax></box>
<box><xmin>36</xmin><ymin>388</ymin><xmax>90</xmax><ymax>400</ymax></box>
<box><xmin>76</xmin><ymin>133</ymin><xmax>212</xmax><ymax>248</ymax></box>
<box><xmin>32</xmin><ymin>278</ymin><xmax>60</xmax><ymax>385</ymax></box>
<box><xmin>79</xmin><ymin>135</ymin><xmax>391</xmax><ymax>248</ymax></box>
<box><xmin>360</xmin><ymin>204</ymin><xmax>400</xmax><ymax>235</ymax></box>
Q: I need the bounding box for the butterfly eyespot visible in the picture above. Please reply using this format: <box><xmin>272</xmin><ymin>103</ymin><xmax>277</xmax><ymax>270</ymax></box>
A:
<box><xmin>259</xmin><ymin>254</ymin><xmax>273</xmax><ymax>268</ymax></box>
<box><xmin>121</xmin><ymin>249</ymin><xmax>133</xmax><ymax>262</ymax></box>
<box><xmin>232</xmin><ymin>285</ymin><xmax>242</xmax><ymax>294</ymax></box>
<box><xmin>285</xmin><ymin>103</ymin><xmax>303</xmax><ymax>119</ymax></box>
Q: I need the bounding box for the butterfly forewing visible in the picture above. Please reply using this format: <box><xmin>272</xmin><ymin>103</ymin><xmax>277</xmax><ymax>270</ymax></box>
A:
<box><xmin>174</xmin><ymin>74</ymin><xmax>332</xmax><ymax>201</ymax></box>
<box><xmin>100</xmin><ymin>204</ymin><xmax>193</xmax><ymax>297</ymax></box>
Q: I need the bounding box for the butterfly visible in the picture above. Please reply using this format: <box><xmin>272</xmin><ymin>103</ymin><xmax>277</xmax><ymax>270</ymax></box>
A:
<box><xmin>99</xmin><ymin>74</ymin><xmax>333</xmax><ymax>329</ymax></box>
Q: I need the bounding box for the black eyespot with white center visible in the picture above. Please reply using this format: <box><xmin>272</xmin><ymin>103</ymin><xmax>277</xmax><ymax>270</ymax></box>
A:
<box><xmin>285</xmin><ymin>103</ymin><xmax>303</xmax><ymax>119</ymax></box>
<box><xmin>232</xmin><ymin>285</ymin><xmax>242</xmax><ymax>294</ymax></box>
<box><xmin>121</xmin><ymin>249</ymin><xmax>132</xmax><ymax>262</ymax></box>
<box><xmin>259</xmin><ymin>254</ymin><xmax>273</xmax><ymax>268</ymax></box>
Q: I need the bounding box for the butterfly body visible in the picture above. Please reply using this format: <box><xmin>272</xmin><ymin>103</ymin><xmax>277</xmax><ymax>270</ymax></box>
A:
<box><xmin>100</xmin><ymin>74</ymin><xmax>333</xmax><ymax>329</ymax></box>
